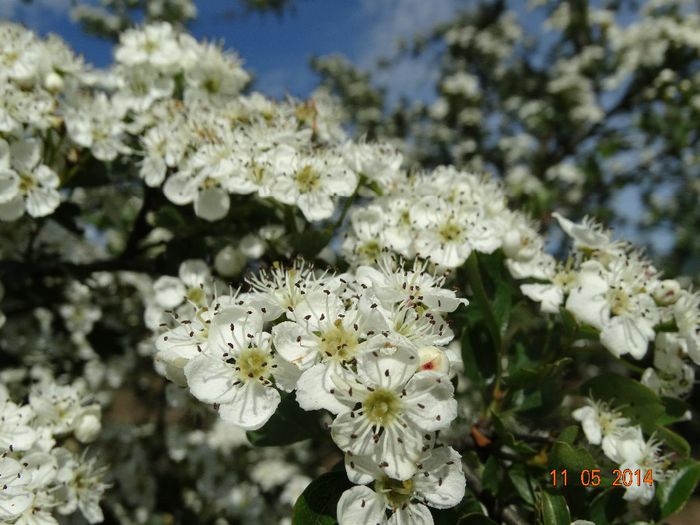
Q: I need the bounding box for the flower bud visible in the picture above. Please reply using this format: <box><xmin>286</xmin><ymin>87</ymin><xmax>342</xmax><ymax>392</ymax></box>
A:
<box><xmin>44</xmin><ymin>72</ymin><xmax>64</xmax><ymax>92</ymax></box>
<box><xmin>215</xmin><ymin>245</ymin><xmax>246</xmax><ymax>278</ymax></box>
<box><xmin>653</xmin><ymin>279</ymin><xmax>681</xmax><ymax>306</ymax></box>
<box><xmin>74</xmin><ymin>411</ymin><xmax>101</xmax><ymax>443</ymax></box>
<box><xmin>417</xmin><ymin>346</ymin><xmax>449</xmax><ymax>374</ymax></box>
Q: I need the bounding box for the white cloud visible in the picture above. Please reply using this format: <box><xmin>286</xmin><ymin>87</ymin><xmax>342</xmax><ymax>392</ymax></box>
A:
<box><xmin>354</xmin><ymin>0</ymin><xmax>460</xmax><ymax>104</ymax></box>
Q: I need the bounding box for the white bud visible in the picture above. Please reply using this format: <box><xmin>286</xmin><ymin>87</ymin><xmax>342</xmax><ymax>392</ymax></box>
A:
<box><xmin>653</xmin><ymin>279</ymin><xmax>681</xmax><ymax>306</ymax></box>
<box><xmin>44</xmin><ymin>72</ymin><xmax>64</xmax><ymax>92</ymax></box>
<box><xmin>417</xmin><ymin>346</ymin><xmax>449</xmax><ymax>374</ymax></box>
<box><xmin>74</xmin><ymin>411</ymin><xmax>101</xmax><ymax>443</ymax></box>
<box><xmin>240</xmin><ymin>234</ymin><xmax>265</xmax><ymax>259</ymax></box>
<box><xmin>214</xmin><ymin>246</ymin><xmax>246</xmax><ymax>278</ymax></box>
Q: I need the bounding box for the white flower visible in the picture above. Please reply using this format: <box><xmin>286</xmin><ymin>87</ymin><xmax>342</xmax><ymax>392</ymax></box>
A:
<box><xmin>272</xmin><ymin>292</ymin><xmax>370</xmax><ymax>413</ymax></box>
<box><xmin>53</xmin><ymin>449</ymin><xmax>108</xmax><ymax>524</ymax></box>
<box><xmin>330</xmin><ymin>346</ymin><xmax>457</xmax><ymax>480</ymax></box>
<box><xmin>0</xmin><ymin>138</ymin><xmax>60</xmax><ymax>221</ymax></box>
<box><xmin>183</xmin><ymin>306</ymin><xmax>296</xmax><ymax>430</ymax></box>
<box><xmin>270</xmin><ymin>149</ymin><xmax>357</xmax><ymax>222</ymax></box>
<box><xmin>337</xmin><ymin>445</ymin><xmax>465</xmax><ymax>525</ymax></box>
<box><xmin>152</xmin><ymin>259</ymin><xmax>212</xmax><ymax>310</ymax></box>
<box><xmin>565</xmin><ymin>260</ymin><xmax>656</xmax><ymax>359</ymax></box>
<box><xmin>553</xmin><ymin>212</ymin><xmax>624</xmax><ymax>258</ymax></box>
<box><xmin>0</xmin><ymin>457</ymin><xmax>32</xmax><ymax>521</ymax></box>
<box><xmin>572</xmin><ymin>399</ymin><xmax>629</xmax><ymax>459</ymax></box>
<box><xmin>607</xmin><ymin>428</ymin><xmax>667</xmax><ymax>505</ymax></box>
<box><xmin>0</xmin><ymin>398</ymin><xmax>36</xmax><ymax>452</ymax></box>
<box><xmin>115</xmin><ymin>22</ymin><xmax>181</xmax><ymax>71</ymax></box>
<box><xmin>183</xmin><ymin>42</ymin><xmax>249</xmax><ymax>103</ymax></box>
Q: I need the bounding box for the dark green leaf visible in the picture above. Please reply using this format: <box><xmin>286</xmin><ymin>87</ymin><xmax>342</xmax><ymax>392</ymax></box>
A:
<box><xmin>580</xmin><ymin>373</ymin><xmax>664</xmax><ymax>431</ymax></box>
<box><xmin>247</xmin><ymin>393</ymin><xmax>321</xmax><ymax>446</ymax></box>
<box><xmin>655</xmin><ymin>425</ymin><xmax>691</xmax><ymax>457</ymax></box>
<box><xmin>557</xmin><ymin>426</ymin><xmax>579</xmax><ymax>445</ymax></box>
<box><xmin>507</xmin><ymin>464</ymin><xmax>535</xmax><ymax>505</ymax></box>
<box><xmin>458</xmin><ymin>514</ymin><xmax>498</xmax><ymax>525</ymax></box>
<box><xmin>549</xmin><ymin>441</ymin><xmax>597</xmax><ymax>482</ymax></box>
<box><xmin>538</xmin><ymin>490</ymin><xmax>571</xmax><ymax>525</ymax></box>
<box><xmin>656</xmin><ymin>460</ymin><xmax>700</xmax><ymax>518</ymax></box>
<box><xmin>292</xmin><ymin>471</ymin><xmax>353</xmax><ymax>525</ymax></box>
<box><xmin>291</xmin><ymin>229</ymin><xmax>332</xmax><ymax>258</ymax></box>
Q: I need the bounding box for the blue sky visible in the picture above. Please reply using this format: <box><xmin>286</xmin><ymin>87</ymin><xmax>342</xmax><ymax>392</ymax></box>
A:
<box><xmin>2</xmin><ymin>0</ymin><xmax>462</xmax><ymax>100</ymax></box>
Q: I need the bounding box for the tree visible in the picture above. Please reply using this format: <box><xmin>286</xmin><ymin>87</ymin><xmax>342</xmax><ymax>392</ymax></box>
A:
<box><xmin>0</xmin><ymin>7</ymin><xmax>698</xmax><ymax>525</ymax></box>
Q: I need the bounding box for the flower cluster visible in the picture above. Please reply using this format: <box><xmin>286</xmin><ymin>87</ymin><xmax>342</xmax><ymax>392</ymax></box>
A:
<box><xmin>522</xmin><ymin>213</ymin><xmax>699</xmax><ymax>396</ymax></box>
<box><xmin>0</xmin><ymin>22</ymin><xmax>82</xmax><ymax>220</ymax></box>
<box><xmin>343</xmin><ymin>166</ymin><xmax>552</xmax><ymax>279</ymax></box>
<box><xmin>573</xmin><ymin>398</ymin><xmax>670</xmax><ymax>504</ymax></box>
<box><xmin>0</xmin><ymin>21</ymin><xmax>406</xmax><ymax>225</ymax></box>
<box><xmin>0</xmin><ymin>378</ymin><xmax>107</xmax><ymax>524</ymax></box>
<box><xmin>153</xmin><ymin>254</ymin><xmax>467</xmax><ymax>521</ymax></box>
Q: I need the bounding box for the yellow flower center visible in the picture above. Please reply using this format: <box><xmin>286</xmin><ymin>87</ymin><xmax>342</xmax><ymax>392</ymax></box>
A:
<box><xmin>375</xmin><ymin>477</ymin><xmax>413</xmax><ymax>508</ymax></box>
<box><xmin>319</xmin><ymin>320</ymin><xmax>359</xmax><ymax>362</ymax></box>
<box><xmin>363</xmin><ymin>389</ymin><xmax>401</xmax><ymax>427</ymax></box>
<box><xmin>438</xmin><ymin>221</ymin><xmax>462</xmax><ymax>242</ymax></box>
<box><xmin>236</xmin><ymin>347</ymin><xmax>271</xmax><ymax>382</ymax></box>
<box><xmin>294</xmin><ymin>165</ymin><xmax>321</xmax><ymax>193</ymax></box>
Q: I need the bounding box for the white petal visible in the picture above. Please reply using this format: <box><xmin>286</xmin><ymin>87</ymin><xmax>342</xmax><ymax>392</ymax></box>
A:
<box><xmin>344</xmin><ymin>452</ymin><xmax>382</xmax><ymax>485</ymax></box>
<box><xmin>337</xmin><ymin>486</ymin><xmax>385</xmax><ymax>525</ymax></box>
<box><xmin>356</xmin><ymin>345</ymin><xmax>417</xmax><ymax>390</ymax></box>
<box><xmin>404</xmin><ymin>372</ymin><xmax>457</xmax><ymax>431</ymax></box>
<box><xmin>26</xmin><ymin>187</ymin><xmax>60</xmax><ymax>217</ymax></box>
<box><xmin>296</xmin><ymin>362</ymin><xmax>347</xmax><ymax>413</ymax></box>
<box><xmin>331</xmin><ymin>410</ymin><xmax>377</xmax><ymax>457</ymax></box>
<box><xmin>520</xmin><ymin>283</ymin><xmax>563</xmax><ymax>314</ymax></box>
<box><xmin>10</xmin><ymin>139</ymin><xmax>41</xmax><ymax>172</ymax></box>
<box><xmin>565</xmin><ymin>262</ymin><xmax>610</xmax><ymax>329</ymax></box>
<box><xmin>194</xmin><ymin>187</ymin><xmax>229</xmax><ymax>221</ymax></box>
<box><xmin>389</xmin><ymin>503</ymin><xmax>433</xmax><ymax>525</ymax></box>
<box><xmin>184</xmin><ymin>355</ymin><xmax>238</xmax><ymax>404</ymax></box>
<box><xmin>272</xmin><ymin>321</ymin><xmax>318</xmax><ymax>369</ymax></box>
<box><xmin>153</xmin><ymin>276</ymin><xmax>186</xmax><ymax>308</ymax></box>
<box><xmin>297</xmin><ymin>192</ymin><xmax>336</xmax><ymax>221</ymax></box>
<box><xmin>0</xmin><ymin>169</ymin><xmax>19</xmax><ymax>203</ymax></box>
<box><xmin>0</xmin><ymin>195</ymin><xmax>25</xmax><ymax>221</ymax></box>
<box><xmin>163</xmin><ymin>172</ymin><xmax>197</xmax><ymax>205</ymax></box>
<box><xmin>600</xmin><ymin>316</ymin><xmax>653</xmax><ymax>359</ymax></box>
<box><xmin>178</xmin><ymin>259</ymin><xmax>210</xmax><ymax>288</ymax></box>
<box><xmin>413</xmin><ymin>446</ymin><xmax>465</xmax><ymax>509</ymax></box>
<box><xmin>218</xmin><ymin>381</ymin><xmax>280</xmax><ymax>430</ymax></box>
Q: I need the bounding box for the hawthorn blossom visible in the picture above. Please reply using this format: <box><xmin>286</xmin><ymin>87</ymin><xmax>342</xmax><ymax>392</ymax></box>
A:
<box><xmin>0</xmin><ymin>138</ymin><xmax>60</xmax><ymax>221</ymax></box>
<box><xmin>337</xmin><ymin>445</ymin><xmax>465</xmax><ymax>525</ymax></box>
<box><xmin>330</xmin><ymin>346</ymin><xmax>457</xmax><ymax>480</ymax></box>
<box><xmin>184</xmin><ymin>306</ymin><xmax>298</xmax><ymax>430</ymax></box>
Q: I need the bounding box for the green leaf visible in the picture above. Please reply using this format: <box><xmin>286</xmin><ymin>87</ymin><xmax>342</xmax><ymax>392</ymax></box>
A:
<box><xmin>538</xmin><ymin>490</ymin><xmax>571</xmax><ymax>525</ymax></box>
<box><xmin>580</xmin><ymin>373</ymin><xmax>664</xmax><ymax>431</ymax></box>
<box><xmin>507</xmin><ymin>464</ymin><xmax>536</xmax><ymax>505</ymax></box>
<box><xmin>292</xmin><ymin>471</ymin><xmax>353</xmax><ymax>525</ymax></box>
<box><xmin>431</xmin><ymin>508</ymin><xmax>458</xmax><ymax>524</ymax></box>
<box><xmin>589</xmin><ymin>489</ymin><xmax>624</xmax><ymax>525</ymax></box>
<box><xmin>557</xmin><ymin>426</ymin><xmax>579</xmax><ymax>445</ymax></box>
<box><xmin>482</xmin><ymin>456</ymin><xmax>500</xmax><ymax>495</ymax></box>
<box><xmin>291</xmin><ymin>229</ymin><xmax>332</xmax><ymax>258</ymax></box>
<box><xmin>458</xmin><ymin>514</ymin><xmax>498</xmax><ymax>524</ymax></box>
<box><xmin>505</xmin><ymin>358</ymin><xmax>571</xmax><ymax>390</ymax></box>
<box><xmin>655</xmin><ymin>425</ymin><xmax>691</xmax><ymax>457</ymax></box>
<box><xmin>656</xmin><ymin>460</ymin><xmax>700</xmax><ymax>518</ymax></box>
<box><xmin>247</xmin><ymin>393</ymin><xmax>321</xmax><ymax>446</ymax></box>
<box><xmin>658</xmin><ymin>396</ymin><xmax>690</xmax><ymax>425</ymax></box>
<box><xmin>460</xmin><ymin>327</ymin><xmax>496</xmax><ymax>386</ymax></box>
<box><xmin>549</xmin><ymin>441</ymin><xmax>597</xmax><ymax>482</ymax></box>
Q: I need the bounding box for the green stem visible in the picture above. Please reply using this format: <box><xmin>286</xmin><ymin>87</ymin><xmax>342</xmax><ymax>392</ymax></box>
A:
<box><xmin>464</xmin><ymin>252</ymin><xmax>501</xmax><ymax>351</ymax></box>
